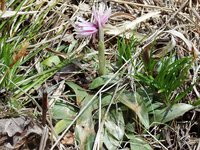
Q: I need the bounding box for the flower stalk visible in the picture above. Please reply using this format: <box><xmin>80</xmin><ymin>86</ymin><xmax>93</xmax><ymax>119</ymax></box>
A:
<box><xmin>98</xmin><ymin>41</ymin><xmax>106</xmax><ymax>75</ymax></box>
<box><xmin>75</xmin><ymin>3</ymin><xmax>111</xmax><ymax>76</ymax></box>
<box><xmin>98</xmin><ymin>18</ymin><xmax>106</xmax><ymax>75</ymax></box>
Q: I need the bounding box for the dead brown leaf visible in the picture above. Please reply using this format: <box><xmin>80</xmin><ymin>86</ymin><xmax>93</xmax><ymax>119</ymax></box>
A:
<box><xmin>10</xmin><ymin>42</ymin><xmax>29</xmax><ymax>67</ymax></box>
<box><xmin>61</xmin><ymin>131</ymin><xmax>74</xmax><ymax>145</ymax></box>
<box><xmin>0</xmin><ymin>116</ymin><xmax>42</xmax><ymax>149</ymax></box>
<box><xmin>111</xmin><ymin>12</ymin><xmax>136</xmax><ymax>21</ymax></box>
<box><xmin>0</xmin><ymin>0</ymin><xmax>6</xmax><ymax>12</ymax></box>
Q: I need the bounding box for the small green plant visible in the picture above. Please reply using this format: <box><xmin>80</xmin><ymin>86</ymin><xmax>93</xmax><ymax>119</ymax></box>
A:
<box><xmin>135</xmin><ymin>53</ymin><xmax>192</xmax><ymax>106</ymax></box>
<box><xmin>117</xmin><ymin>34</ymin><xmax>138</xmax><ymax>67</ymax></box>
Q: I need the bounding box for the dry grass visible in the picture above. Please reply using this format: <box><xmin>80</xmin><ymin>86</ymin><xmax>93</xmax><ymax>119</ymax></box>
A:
<box><xmin>0</xmin><ymin>0</ymin><xmax>200</xmax><ymax>149</ymax></box>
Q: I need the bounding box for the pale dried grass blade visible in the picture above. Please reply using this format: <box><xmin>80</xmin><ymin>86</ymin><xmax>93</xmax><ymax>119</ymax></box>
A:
<box><xmin>0</xmin><ymin>10</ymin><xmax>37</xmax><ymax>18</ymax></box>
<box><xmin>39</xmin><ymin>125</ymin><xmax>49</xmax><ymax>150</ymax></box>
<box><xmin>105</xmin><ymin>11</ymin><xmax>161</xmax><ymax>36</ymax></box>
<box><xmin>153</xmin><ymin>36</ymin><xmax>176</xmax><ymax>58</ymax></box>
<box><xmin>165</xmin><ymin>29</ymin><xmax>192</xmax><ymax>50</ymax></box>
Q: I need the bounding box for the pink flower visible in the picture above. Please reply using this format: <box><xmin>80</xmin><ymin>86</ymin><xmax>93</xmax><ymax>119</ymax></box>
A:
<box><xmin>74</xmin><ymin>3</ymin><xmax>111</xmax><ymax>39</ymax></box>
<box><xmin>75</xmin><ymin>17</ymin><xmax>97</xmax><ymax>38</ymax></box>
<box><xmin>92</xmin><ymin>3</ymin><xmax>111</xmax><ymax>27</ymax></box>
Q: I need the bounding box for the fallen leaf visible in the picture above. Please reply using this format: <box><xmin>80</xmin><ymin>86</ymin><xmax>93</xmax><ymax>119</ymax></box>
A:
<box><xmin>61</xmin><ymin>131</ymin><xmax>74</xmax><ymax>145</ymax></box>
<box><xmin>0</xmin><ymin>116</ymin><xmax>42</xmax><ymax>149</ymax></box>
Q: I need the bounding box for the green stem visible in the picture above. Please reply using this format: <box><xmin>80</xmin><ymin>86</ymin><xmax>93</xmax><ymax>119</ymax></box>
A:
<box><xmin>98</xmin><ymin>40</ymin><xmax>106</xmax><ymax>75</ymax></box>
<box><xmin>98</xmin><ymin>25</ymin><xmax>106</xmax><ymax>76</ymax></box>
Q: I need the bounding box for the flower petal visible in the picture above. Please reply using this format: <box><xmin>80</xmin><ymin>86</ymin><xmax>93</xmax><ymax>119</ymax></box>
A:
<box><xmin>75</xmin><ymin>17</ymin><xmax>98</xmax><ymax>38</ymax></box>
<box><xmin>92</xmin><ymin>3</ymin><xmax>111</xmax><ymax>27</ymax></box>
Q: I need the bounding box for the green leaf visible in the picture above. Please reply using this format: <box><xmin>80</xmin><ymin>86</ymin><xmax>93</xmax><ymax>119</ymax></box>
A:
<box><xmin>192</xmin><ymin>97</ymin><xmax>200</xmax><ymax>106</ymax></box>
<box><xmin>75</xmin><ymin>94</ymin><xmax>95</xmax><ymax>150</ymax></box>
<box><xmin>89</xmin><ymin>74</ymin><xmax>118</xmax><ymax>90</ymax></box>
<box><xmin>89</xmin><ymin>76</ymin><xmax>105</xmax><ymax>89</ymax></box>
<box><xmin>102</xmin><ymin>108</ymin><xmax>125</xmax><ymax>149</ymax></box>
<box><xmin>75</xmin><ymin>121</ymin><xmax>95</xmax><ymax>150</ymax></box>
<box><xmin>119</xmin><ymin>92</ymin><xmax>150</xmax><ymax>129</ymax></box>
<box><xmin>174</xmin><ymin>85</ymin><xmax>193</xmax><ymax>103</ymax></box>
<box><xmin>52</xmin><ymin>103</ymin><xmax>77</xmax><ymax>120</ymax></box>
<box><xmin>117</xmin><ymin>34</ymin><xmax>138</xmax><ymax>67</ymax></box>
<box><xmin>134</xmin><ymin>93</ymin><xmax>150</xmax><ymax>129</ymax></box>
<box><xmin>135</xmin><ymin>73</ymin><xmax>154</xmax><ymax>86</ymax></box>
<box><xmin>103</xmin><ymin>129</ymin><xmax>119</xmax><ymax>150</ymax></box>
<box><xmin>54</xmin><ymin>119</ymin><xmax>72</xmax><ymax>135</ymax></box>
<box><xmin>42</xmin><ymin>55</ymin><xmax>60</xmax><ymax>67</ymax></box>
<box><xmin>14</xmin><ymin>68</ymin><xmax>58</xmax><ymax>98</ymax></box>
<box><xmin>127</xmin><ymin>134</ymin><xmax>152</xmax><ymax>150</ymax></box>
<box><xmin>105</xmin><ymin>120</ymin><xmax>124</xmax><ymax>140</ymax></box>
<box><xmin>105</xmin><ymin>109</ymin><xmax>125</xmax><ymax>141</ymax></box>
<box><xmin>66</xmin><ymin>82</ymin><xmax>88</xmax><ymax>105</ymax></box>
<box><xmin>92</xmin><ymin>95</ymin><xmax>113</xmax><ymax>110</ymax></box>
<box><xmin>152</xmin><ymin>103</ymin><xmax>194</xmax><ymax>123</ymax></box>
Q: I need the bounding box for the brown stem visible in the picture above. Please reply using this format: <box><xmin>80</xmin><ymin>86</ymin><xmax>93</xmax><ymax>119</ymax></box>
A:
<box><xmin>0</xmin><ymin>0</ymin><xmax>6</xmax><ymax>12</ymax></box>
<box><xmin>42</xmin><ymin>89</ymin><xmax>48</xmax><ymax>126</ymax></box>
